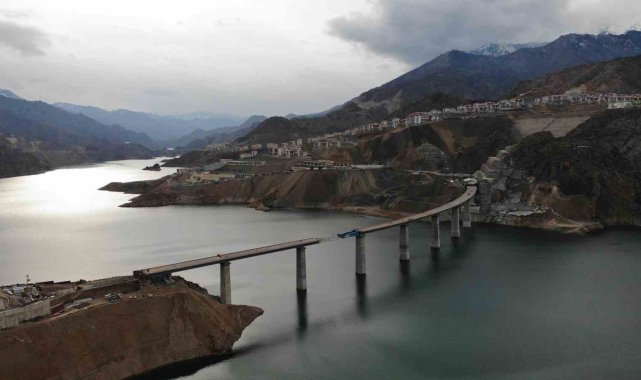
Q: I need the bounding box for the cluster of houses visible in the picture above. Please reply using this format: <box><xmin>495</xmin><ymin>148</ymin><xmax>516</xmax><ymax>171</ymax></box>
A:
<box><xmin>266</xmin><ymin>139</ymin><xmax>309</xmax><ymax>159</ymax></box>
<box><xmin>308</xmin><ymin>133</ymin><xmax>345</xmax><ymax>151</ymax></box>
<box><xmin>206</xmin><ymin>142</ymin><xmax>263</xmax><ymax>153</ymax></box>
<box><xmin>207</xmin><ymin>139</ymin><xmax>312</xmax><ymax>159</ymax></box>
<box><xmin>202</xmin><ymin>92</ymin><xmax>641</xmax><ymax>159</ymax></box>
<box><xmin>339</xmin><ymin>92</ymin><xmax>641</xmax><ymax>137</ymax></box>
<box><xmin>535</xmin><ymin>93</ymin><xmax>641</xmax><ymax>108</ymax></box>
<box><xmin>340</xmin><ymin>99</ymin><xmax>529</xmax><ymax>137</ymax></box>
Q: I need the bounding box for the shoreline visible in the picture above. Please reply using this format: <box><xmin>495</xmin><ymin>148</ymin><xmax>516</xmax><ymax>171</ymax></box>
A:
<box><xmin>0</xmin><ymin>277</ymin><xmax>262</xmax><ymax>379</ymax></box>
<box><xmin>101</xmin><ymin>177</ymin><xmax>604</xmax><ymax>235</ymax></box>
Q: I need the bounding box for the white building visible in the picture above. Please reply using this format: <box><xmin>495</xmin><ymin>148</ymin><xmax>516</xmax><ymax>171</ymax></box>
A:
<box><xmin>407</xmin><ymin>112</ymin><xmax>431</xmax><ymax>126</ymax></box>
<box><xmin>608</xmin><ymin>101</ymin><xmax>633</xmax><ymax>109</ymax></box>
<box><xmin>240</xmin><ymin>150</ymin><xmax>258</xmax><ymax>159</ymax></box>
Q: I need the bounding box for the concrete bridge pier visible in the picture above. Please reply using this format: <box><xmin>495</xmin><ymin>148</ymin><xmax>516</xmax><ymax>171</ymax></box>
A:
<box><xmin>355</xmin><ymin>233</ymin><xmax>366</xmax><ymax>275</ymax></box>
<box><xmin>451</xmin><ymin>207</ymin><xmax>461</xmax><ymax>239</ymax></box>
<box><xmin>296</xmin><ymin>246</ymin><xmax>307</xmax><ymax>291</ymax></box>
<box><xmin>399</xmin><ymin>224</ymin><xmax>410</xmax><ymax>261</ymax></box>
<box><xmin>431</xmin><ymin>214</ymin><xmax>441</xmax><ymax>248</ymax></box>
<box><xmin>220</xmin><ymin>262</ymin><xmax>231</xmax><ymax>304</ymax></box>
<box><xmin>462</xmin><ymin>200</ymin><xmax>472</xmax><ymax>228</ymax></box>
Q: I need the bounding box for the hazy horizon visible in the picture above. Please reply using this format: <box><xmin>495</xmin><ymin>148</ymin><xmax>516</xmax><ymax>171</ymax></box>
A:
<box><xmin>2</xmin><ymin>0</ymin><xmax>641</xmax><ymax>118</ymax></box>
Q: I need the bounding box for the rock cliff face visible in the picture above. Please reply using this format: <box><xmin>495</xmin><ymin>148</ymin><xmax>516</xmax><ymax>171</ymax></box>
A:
<box><xmin>474</xmin><ymin>108</ymin><xmax>641</xmax><ymax>232</ymax></box>
<box><xmin>0</xmin><ymin>281</ymin><xmax>262</xmax><ymax>380</ymax></box>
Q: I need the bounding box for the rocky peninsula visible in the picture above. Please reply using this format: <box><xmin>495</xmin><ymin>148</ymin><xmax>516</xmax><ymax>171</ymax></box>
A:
<box><xmin>102</xmin><ymin>168</ymin><xmax>463</xmax><ymax>220</ymax></box>
<box><xmin>0</xmin><ymin>277</ymin><xmax>262</xmax><ymax>379</ymax></box>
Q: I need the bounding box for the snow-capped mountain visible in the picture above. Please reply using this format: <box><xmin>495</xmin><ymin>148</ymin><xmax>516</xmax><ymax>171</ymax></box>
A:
<box><xmin>468</xmin><ymin>42</ymin><xmax>546</xmax><ymax>57</ymax></box>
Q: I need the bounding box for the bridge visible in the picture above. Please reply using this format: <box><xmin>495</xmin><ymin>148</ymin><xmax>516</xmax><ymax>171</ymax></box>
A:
<box><xmin>134</xmin><ymin>184</ymin><xmax>477</xmax><ymax>304</ymax></box>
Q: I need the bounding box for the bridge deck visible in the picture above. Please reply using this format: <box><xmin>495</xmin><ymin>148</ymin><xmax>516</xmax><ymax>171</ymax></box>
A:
<box><xmin>134</xmin><ymin>186</ymin><xmax>476</xmax><ymax>277</ymax></box>
<box><xmin>136</xmin><ymin>238</ymin><xmax>321</xmax><ymax>277</ymax></box>
<box><xmin>358</xmin><ymin>186</ymin><xmax>477</xmax><ymax>234</ymax></box>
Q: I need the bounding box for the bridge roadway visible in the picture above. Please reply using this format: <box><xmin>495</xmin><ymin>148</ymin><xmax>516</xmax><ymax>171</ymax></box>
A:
<box><xmin>358</xmin><ymin>186</ymin><xmax>476</xmax><ymax>233</ymax></box>
<box><xmin>134</xmin><ymin>185</ymin><xmax>477</xmax><ymax>304</ymax></box>
<box><xmin>134</xmin><ymin>238</ymin><xmax>321</xmax><ymax>277</ymax></box>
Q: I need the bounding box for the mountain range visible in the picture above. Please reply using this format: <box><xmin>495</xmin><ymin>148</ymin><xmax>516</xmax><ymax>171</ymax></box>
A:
<box><xmin>54</xmin><ymin>103</ymin><xmax>245</xmax><ymax>142</ymax></box>
<box><xmin>0</xmin><ymin>96</ymin><xmax>153</xmax><ymax>178</ymax></box>
<box><xmin>243</xmin><ymin>31</ymin><xmax>641</xmax><ymax>144</ymax></box>
<box><xmin>510</xmin><ymin>54</ymin><xmax>641</xmax><ymax>97</ymax></box>
<box><xmin>0</xmin><ymin>90</ymin><xmax>22</xmax><ymax>100</ymax></box>
<box><xmin>3</xmin><ymin>30</ymin><xmax>641</xmax><ymax>179</ymax></box>
<box><xmin>355</xmin><ymin>31</ymin><xmax>641</xmax><ymax>110</ymax></box>
<box><xmin>168</xmin><ymin>115</ymin><xmax>268</xmax><ymax>150</ymax></box>
<box><xmin>467</xmin><ymin>42</ymin><xmax>546</xmax><ymax>57</ymax></box>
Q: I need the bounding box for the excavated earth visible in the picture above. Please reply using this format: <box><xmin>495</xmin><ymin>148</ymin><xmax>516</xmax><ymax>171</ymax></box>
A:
<box><xmin>475</xmin><ymin>108</ymin><xmax>641</xmax><ymax>233</ymax></box>
<box><xmin>0</xmin><ymin>279</ymin><xmax>262</xmax><ymax>380</ymax></box>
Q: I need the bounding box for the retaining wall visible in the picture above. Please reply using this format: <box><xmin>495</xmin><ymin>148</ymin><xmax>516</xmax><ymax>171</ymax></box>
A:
<box><xmin>0</xmin><ymin>299</ymin><xmax>51</xmax><ymax>329</ymax></box>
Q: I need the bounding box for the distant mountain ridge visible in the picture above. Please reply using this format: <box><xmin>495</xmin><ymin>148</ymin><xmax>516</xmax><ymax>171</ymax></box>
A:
<box><xmin>0</xmin><ymin>96</ymin><xmax>153</xmax><ymax>178</ymax></box>
<box><xmin>181</xmin><ymin>115</ymin><xmax>267</xmax><ymax>149</ymax></box>
<box><xmin>468</xmin><ymin>42</ymin><xmax>546</xmax><ymax>57</ymax></box>
<box><xmin>0</xmin><ymin>97</ymin><xmax>152</xmax><ymax>146</ymax></box>
<box><xmin>0</xmin><ymin>89</ymin><xmax>22</xmax><ymax>100</ymax></box>
<box><xmin>510</xmin><ymin>54</ymin><xmax>641</xmax><ymax>97</ymax></box>
<box><xmin>54</xmin><ymin>103</ymin><xmax>244</xmax><ymax>142</ymax></box>
<box><xmin>240</xmin><ymin>31</ymin><xmax>641</xmax><ymax>145</ymax></box>
<box><xmin>355</xmin><ymin>31</ymin><xmax>641</xmax><ymax>109</ymax></box>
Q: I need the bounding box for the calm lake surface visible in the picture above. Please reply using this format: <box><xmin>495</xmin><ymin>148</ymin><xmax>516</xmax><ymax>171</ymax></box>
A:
<box><xmin>2</xmin><ymin>159</ymin><xmax>641</xmax><ymax>379</ymax></box>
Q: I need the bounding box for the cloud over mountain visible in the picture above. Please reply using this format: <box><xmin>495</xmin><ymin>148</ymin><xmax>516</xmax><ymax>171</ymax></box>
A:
<box><xmin>0</xmin><ymin>19</ymin><xmax>50</xmax><ymax>56</ymax></box>
<box><xmin>328</xmin><ymin>0</ymin><xmax>641</xmax><ymax>65</ymax></box>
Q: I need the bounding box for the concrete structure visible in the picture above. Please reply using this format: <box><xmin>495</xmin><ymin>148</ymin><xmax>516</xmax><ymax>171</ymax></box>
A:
<box><xmin>399</xmin><ymin>224</ymin><xmax>409</xmax><ymax>261</ymax></box>
<box><xmin>296</xmin><ymin>247</ymin><xmax>307</xmax><ymax>291</ymax></box>
<box><xmin>239</xmin><ymin>150</ymin><xmax>258</xmax><ymax>159</ymax></box>
<box><xmin>462</xmin><ymin>200</ymin><xmax>472</xmax><ymax>228</ymax></box>
<box><xmin>355</xmin><ymin>234</ymin><xmax>366</xmax><ymax>275</ymax></box>
<box><xmin>220</xmin><ymin>262</ymin><xmax>231</xmax><ymax>304</ymax></box>
<box><xmin>355</xmin><ymin>186</ymin><xmax>477</xmax><ymax>273</ymax></box>
<box><xmin>451</xmin><ymin>207</ymin><xmax>461</xmax><ymax>238</ymax></box>
<box><xmin>133</xmin><ymin>186</ymin><xmax>477</xmax><ymax>302</ymax></box>
<box><xmin>0</xmin><ymin>299</ymin><xmax>51</xmax><ymax>329</ymax></box>
<box><xmin>302</xmin><ymin>160</ymin><xmax>334</xmax><ymax>169</ymax></box>
<box><xmin>431</xmin><ymin>214</ymin><xmax>441</xmax><ymax>248</ymax></box>
<box><xmin>608</xmin><ymin>101</ymin><xmax>633</xmax><ymax>109</ymax></box>
<box><xmin>135</xmin><ymin>239</ymin><xmax>321</xmax><ymax>304</ymax></box>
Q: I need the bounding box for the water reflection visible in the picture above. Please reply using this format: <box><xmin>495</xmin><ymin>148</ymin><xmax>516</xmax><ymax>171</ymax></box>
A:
<box><xmin>355</xmin><ymin>275</ymin><xmax>368</xmax><ymax>318</ymax></box>
<box><xmin>430</xmin><ymin>248</ymin><xmax>441</xmax><ymax>273</ymax></box>
<box><xmin>296</xmin><ymin>290</ymin><xmax>308</xmax><ymax>336</ymax></box>
<box><xmin>399</xmin><ymin>260</ymin><xmax>411</xmax><ymax>291</ymax></box>
<box><xmin>6</xmin><ymin>160</ymin><xmax>641</xmax><ymax>380</ymax></box>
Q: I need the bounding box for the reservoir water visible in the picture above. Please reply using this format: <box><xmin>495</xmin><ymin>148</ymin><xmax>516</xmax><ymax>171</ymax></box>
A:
<box><xmin>2</xmin><ymin>159</ymin><xmax>641</xmax><ymax>379</ymax></box>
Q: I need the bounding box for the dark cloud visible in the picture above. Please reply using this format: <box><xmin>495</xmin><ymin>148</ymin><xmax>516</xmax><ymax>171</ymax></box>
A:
<box><xmin>0</xmin><ymin>19</ymin><xmax>50</xmax><ymax>56</ymax></box>
<box><xmin>328</xmin><ymin>0</ymin><xmax>573</xmax><ymax>64</ymax></box>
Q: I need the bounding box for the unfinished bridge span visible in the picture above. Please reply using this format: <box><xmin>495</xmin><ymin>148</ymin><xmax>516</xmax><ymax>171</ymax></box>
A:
<box><xmin>134</xmin><ymin>184</ymin><xmax>477</xmax><ymax>304</ymax></box>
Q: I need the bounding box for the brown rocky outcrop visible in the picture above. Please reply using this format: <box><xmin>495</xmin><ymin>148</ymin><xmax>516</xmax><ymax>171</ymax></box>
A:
<box><xmin>0</xmin><ymin>281</ymin><xmax>262</xmax><ymax>380</ymax></box>
<box><xmin>102</xmin><ymin>169</ymin><xmax>461</xmax><ymax>219</ymax></box>
<box><xmin>99</xmin><ymin>179</ymin><xmax>164</xmax><ymax>194</ymax></box>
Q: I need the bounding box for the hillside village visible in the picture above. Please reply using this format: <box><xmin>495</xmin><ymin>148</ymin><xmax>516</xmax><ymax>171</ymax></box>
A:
<box><xmin>186</xmin><ymin>92</ymin><xmax>641</xmax><ymax>174</ymax></box>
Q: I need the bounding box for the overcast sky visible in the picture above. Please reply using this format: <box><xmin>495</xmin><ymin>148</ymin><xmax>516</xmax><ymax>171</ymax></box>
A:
<box><xmin>1</xmin><ymin>0</ymin><xmax>640</xmax><ymax>117</ymax></box>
